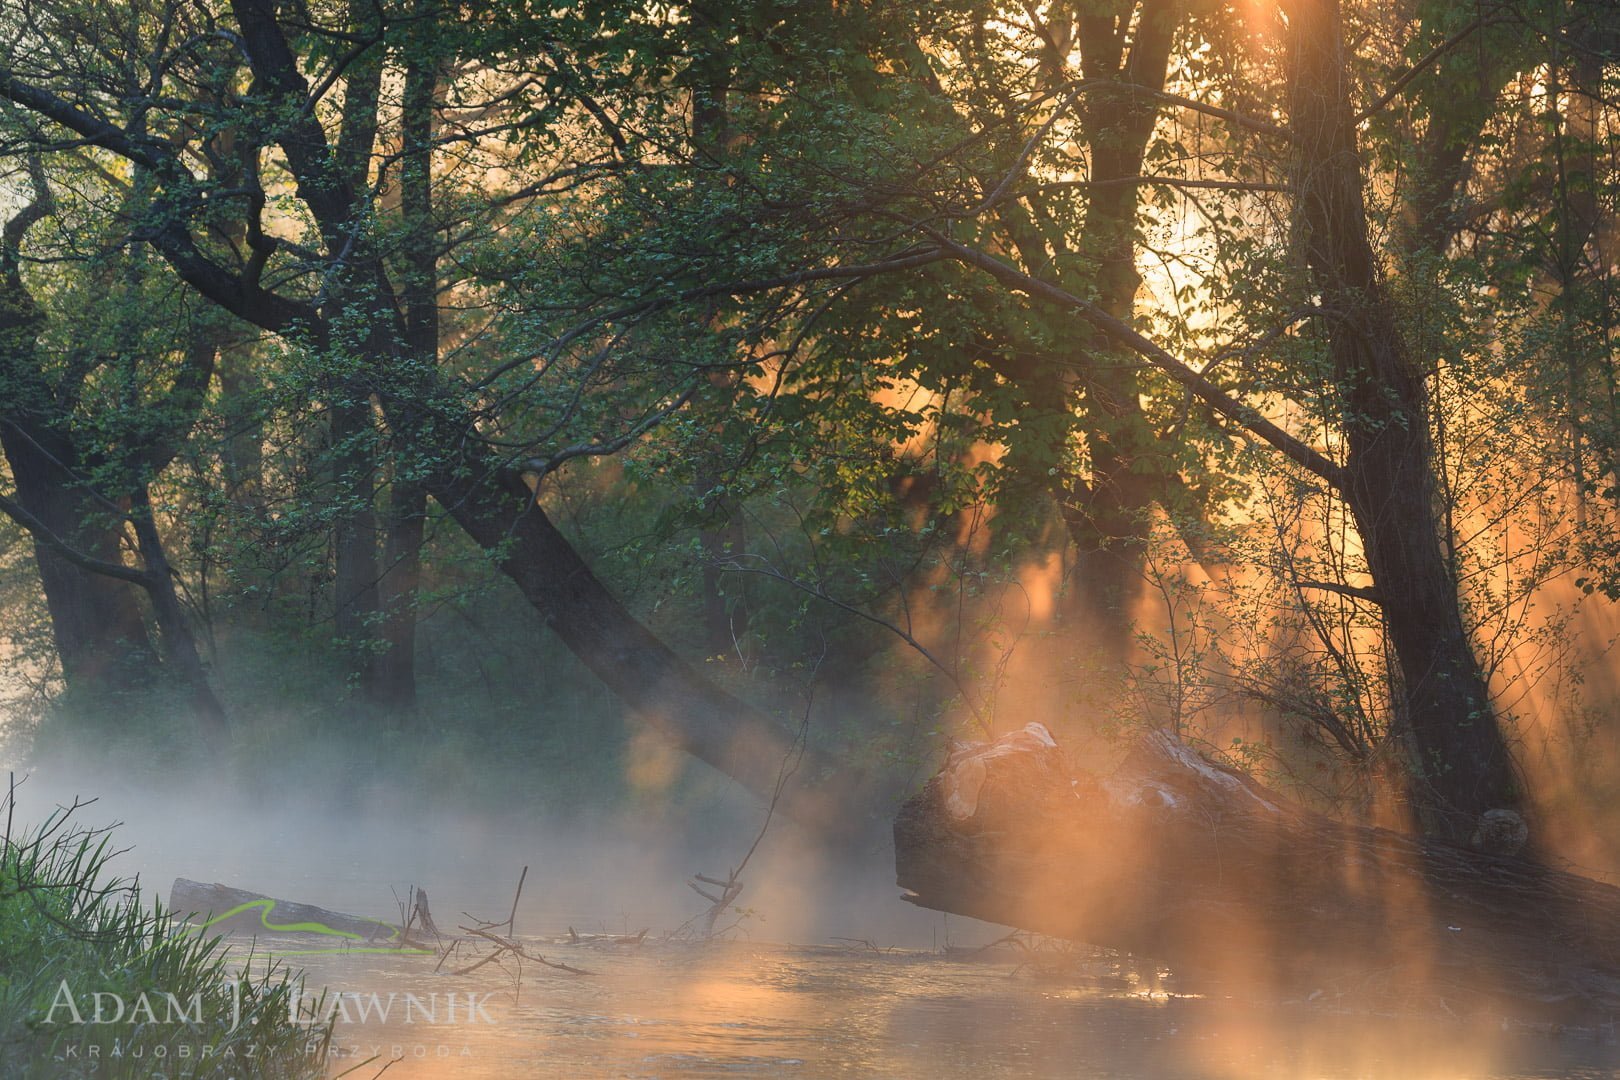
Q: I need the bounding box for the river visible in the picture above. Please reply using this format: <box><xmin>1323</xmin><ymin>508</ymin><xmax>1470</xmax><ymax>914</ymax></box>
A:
<box><xmin>16</xmin><ymin>764</ymin><xmax>1620</xmax><ymax>1079</ymax></box>
<box><xmin>252</xmin><ymin>934</ymin><xmax>1620</xmax><ymax>1079</ymax></box>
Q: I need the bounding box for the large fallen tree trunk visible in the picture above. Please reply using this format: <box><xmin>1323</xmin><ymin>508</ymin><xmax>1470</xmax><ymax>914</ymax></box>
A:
<box><xmin>169</xmin><ymin>878</ymin><xmax>410</xmax><ymax>945</ymax></box>
<box><xmin>894</xmin><ymin>725</ymin><xmax>1620</xmax><ymax>1024</ymax></box>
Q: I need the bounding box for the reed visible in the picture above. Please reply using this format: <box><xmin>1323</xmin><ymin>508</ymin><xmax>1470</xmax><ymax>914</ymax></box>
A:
<box><xmin>0</xmin><ymin>779</ymin><xmax>331</xmax><ymax>1078</ymax></box>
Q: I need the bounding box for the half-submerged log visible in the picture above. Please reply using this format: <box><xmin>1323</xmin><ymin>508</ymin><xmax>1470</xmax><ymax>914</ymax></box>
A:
<box><xmin>894</xmin><ymin>724</ymin><xmax>1620</xmax><ymax>1024</ymax></box>
<box><xmin>169</xmin><ymin>878</ymin><xmax>405</xmax><ymax>945</ymax></box>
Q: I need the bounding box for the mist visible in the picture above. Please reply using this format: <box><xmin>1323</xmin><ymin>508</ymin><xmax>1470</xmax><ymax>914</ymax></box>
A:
<box><xmin>6</xmin><ymin>0</ymin><xmax>1620</xmax><ymax>1073</ymax></box>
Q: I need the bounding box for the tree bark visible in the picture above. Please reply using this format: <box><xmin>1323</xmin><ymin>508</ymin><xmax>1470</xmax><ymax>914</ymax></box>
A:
<box><xmin>330</xmin><ymin>396</ymin><xmax>383</xmax><ymax>694</ymax></box>
<box><xmin>1284</xmin><ymin>0</ymin><xmax>1523</xmax><ymax>838</ymax></box>
<box><xmin>895</xmin><ymin>724</ymin><xmax>1620</xmax><ymax>1024</ymax></box>
<box><xmin>374</xmin><ymin>477</ymin><xmax>424</xmax><ymax>714</ymax></box>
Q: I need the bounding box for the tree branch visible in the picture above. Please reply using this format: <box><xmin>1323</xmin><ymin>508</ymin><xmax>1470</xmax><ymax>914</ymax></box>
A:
<box><xmin>0</xmin><ymin>494</ymin><xmax>150</xmax><ymax>586</ymax></box>
<box><xmin>518</xmin><ymin>384</ymin><xmax>700</xmax><ymax>483</ymax></box>
<box><xmin>0</xmin><ymin>155</ymin><xmax>53</xmax><ymax>285</ymax></box>
<box><xmin>1294</xmin><ymin>578</ymin><xmax>1383</xmax><ymax>604</ymax></box>
<box><xmin>920</xmin><ymin>228</ymin><xmax>1346</xmax><ymax>486</ymax></box>
<box><xmin>1354</xmin><ymin>14</ymin><xmax>1505</xmax><ymax>124</ymax></box>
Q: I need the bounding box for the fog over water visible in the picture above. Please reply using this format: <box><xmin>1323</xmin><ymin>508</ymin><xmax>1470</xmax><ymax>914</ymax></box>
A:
<box><xmin>8</xmin><ymin>748</ymin><xmax>1620</xmax><ymax>1079</ymax></box>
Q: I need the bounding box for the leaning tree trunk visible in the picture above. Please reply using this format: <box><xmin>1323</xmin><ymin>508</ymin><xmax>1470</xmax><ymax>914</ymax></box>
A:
<box><xmin>895</xmin><ymin>724</ymin><xmax>1620</xmax><ymax>1026</ymax></box>
<box><xmin>326</xmin><ymin>0</ymin><xmax>389</xmax><ymax>707</ymax></box>
<box><xmin>1285</xmin><ymin>0</ymin><xmax>1523</xmax><ymax>838</ymax></box>
<box><xmin>427</xmin><ymin>464</ymin><xmax>860</xmax><ymax>831</ymax></box>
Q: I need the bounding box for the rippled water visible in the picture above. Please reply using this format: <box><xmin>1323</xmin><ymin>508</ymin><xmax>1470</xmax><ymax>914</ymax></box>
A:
<box><xmin>244</xmin><ymin>936</ymin><xmax>1620</xmax><ymax>1079</ymax></box>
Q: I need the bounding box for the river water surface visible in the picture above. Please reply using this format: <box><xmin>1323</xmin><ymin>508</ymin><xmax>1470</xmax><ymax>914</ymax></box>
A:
<box><xmin>18</xmin><ymin>765</ymin><xmax>1620</xmax><ymax>1079</ymax></box>
<box><xmin>237</xmin><ymin>934</ymin><xmax>1620</xmax><ymax>1079</ymax></box>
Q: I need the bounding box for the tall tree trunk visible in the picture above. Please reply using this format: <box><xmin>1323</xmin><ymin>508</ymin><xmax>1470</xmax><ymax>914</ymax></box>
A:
<box><xmin>1285</xmin><ymin>0</ymin><xmax>1524</xmax><ymax>838</ymax></box>
<box><xmin>373</xmin><ymin>480</ymin><xmax>424</xmax><ymax>713</ymax></box>
<box><xmin>330</xmin><ymin>396</ymin><xmax>382</xmax><ymax>694</ymax></box>
<box><xmin>1547</xmin><ymin>46</ymin><xmax>1605</xmax><ymax>517</ymax></box>
<box><xmin>368</xmin><ymin>44</ymin><xmax>438</xmax><ymax>717</ymax></box>
<box><xmin>986</xmin><ymin>0</ymin><xmax>1183</xmax><ymax>649</ymax></box>
<box><xmin>216</xmin><ymin>343</ymin><xmax>265</xmax><ymax>504</ymax></box>
<box><xmin>327</xmin><ymin>0</ymin><xmax>389</xmax><ymax>702</ymax></box>
<box><xmin>1061</xmin><ymin>0</ymin><xmax>1180</xmax><ymax>641</ymax></box>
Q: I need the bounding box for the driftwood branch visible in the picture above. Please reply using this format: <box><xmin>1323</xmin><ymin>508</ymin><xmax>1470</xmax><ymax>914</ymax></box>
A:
<box><xmin>459</xmin><ymin>926</ymin><xmax>594</xmax><ymax>976</ymax></box>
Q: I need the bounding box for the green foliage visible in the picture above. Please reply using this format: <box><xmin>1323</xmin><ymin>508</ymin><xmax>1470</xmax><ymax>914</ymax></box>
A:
<box><xmin>0</xmin><ymin>0</ymin><xmax>1619</xmax><ymax>833</ymax></box>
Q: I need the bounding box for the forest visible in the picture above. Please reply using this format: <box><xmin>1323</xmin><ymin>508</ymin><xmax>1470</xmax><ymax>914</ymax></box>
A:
<box><xmin>0</xmin><ymin>0</ymin><xmax>1619</xmax><ymax>1073</ymax></box>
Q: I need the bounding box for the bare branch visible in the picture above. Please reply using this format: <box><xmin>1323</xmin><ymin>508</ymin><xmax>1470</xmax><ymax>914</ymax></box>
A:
<box><xmin>1295</xmin><ymin>579</ymin><xmax>1383</xmax><ymax>604</ymax></box>
<box><xmin>518</xmin><ymin>385</ymin><xmax>700</xmax><ymax>483</ymax></box>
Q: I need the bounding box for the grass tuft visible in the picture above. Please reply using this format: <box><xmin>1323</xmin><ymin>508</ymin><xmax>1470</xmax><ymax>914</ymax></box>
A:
<box><xmin>0</xmin><ymin>778</ymin><xmax>330</xmax><ymax>1079</ymax></box>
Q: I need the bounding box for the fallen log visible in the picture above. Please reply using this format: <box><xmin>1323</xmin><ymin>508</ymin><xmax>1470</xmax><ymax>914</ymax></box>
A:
<box><xmin>168</xmin><ymin>878</ymin><xmax>412</xmax><ymax>947</ymax></box>
<box><xmin>894</xmin><ymin>724</ymin><xmax>1620</xmax><ymax>1024</ymax></box>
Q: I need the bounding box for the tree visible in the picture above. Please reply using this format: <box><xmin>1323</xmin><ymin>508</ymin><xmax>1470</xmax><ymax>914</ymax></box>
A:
<box><xmin>0</xmin><ymin>0</ymin><xmax>855</xmax><ymax>824</ymax></box>
<box><xmin>587</xmin><ymin>0</ymin><xmax>1553</xmax><ymax>836</ymax></box>
<box><xmin>1281</xmin><ymin>0</ymin><xmax>1520</xmax><ymax>834</ymax></box>
<box><xmin>0</xmin><ymin>159</ymin><xmax>156</xmax><ymax>697</ymax></box>
<box><xmin>1</xmin><ymin>0</ymin><xmax>1614</xmax><ymax>848</ymax></box>
<box><xmin>0</xmin><ymin>153</ymin><xmax>228</xmax><ymax>739</ymax></box>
